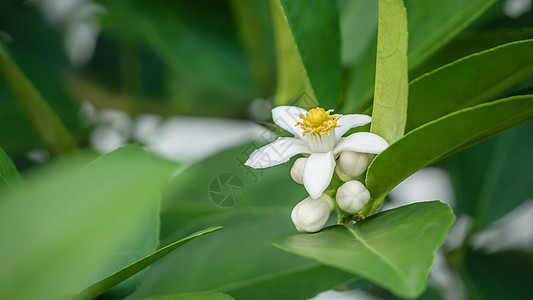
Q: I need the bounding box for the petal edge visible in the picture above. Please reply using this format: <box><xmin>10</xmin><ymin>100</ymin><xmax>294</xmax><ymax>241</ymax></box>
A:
<box><xmin>245</xmin><ymin>137</ymin><xmax>311</xmax><ymax>168</ymax></box>
<box><xmin>334</xmin><ymin>132</ymin><xmax>389</xmax><ymax>155</ymax></box>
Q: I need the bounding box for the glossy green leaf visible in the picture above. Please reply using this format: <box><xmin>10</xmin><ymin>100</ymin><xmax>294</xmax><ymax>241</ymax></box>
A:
<box><xmin>137</xmin><ymin>292</ymin><xmax>234</xmax><ymax>300</ymax></box>
<box><xmin>274</xmin><ymin>201</ymin><xmax>455</xmax><ymax>299</ymax></box>
<box><xmin>410</xmin><ymin>29</ymin><xmax>533</xmax><ymax>78</ymax></box>
<box><xmin>366</xmin><ymin>95</ymin><xmax>533</xmax><ymax>214</ymax></box>
<box><xmin>0</xmin><ymin>145</ymin><xmax>175</xmax><ymax>300</ymax></box>
<box><xmin>277</xmin><ymin>0</ymin><xmax>341</xmax><ymax>108</ymax></box>
<box><xmin>131</xmin><ymin>209</ymin><xmax>354</xmax><ymax>300</ymax></box>
<box><xmin>0</xmin><ymin>146</ymin><xmax>22</xmax><ymax>189</ymax></box>
<box><xmin>345</xmin><ymin>0</ymin><xmax>497</xmax><ymax>112</ymax></box>
<box><xmin>407</xmin><ymin>39</ymin><xmax>533</xmax><ymax>131</ymax></box>
<box><xmin>81</xmin><ymin>146</ymin><xmax>165</xmax><ymax>299</ymax></box>
<box><xmin>76</xmin><ymin>227</ymin><xmax>222</xmax><ymax>300</ymax></box>
<box><xmin>444</xmin><ymin>121</ymin><xmax>533</xmax><ymax>228</ymax></box>
<box><xmin>228</xmin><ymin>265</ymin><xmax>359</xmax><ymax>300</ymax></box>
<box><xmin>370</xmin><ymin>0</ymin><xmax>408</xmax><ymax>144</ymax></box>
<box><xmin>0</xmin><ymin>44</ymin><xmax>77</xmax><ymax>156</ymax></box>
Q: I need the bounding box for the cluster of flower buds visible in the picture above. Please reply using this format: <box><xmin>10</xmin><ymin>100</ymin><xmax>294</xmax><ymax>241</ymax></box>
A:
<box><xmin>334</xmin><ymin>151</ymin><xmax>372</xmax><ymax>214</ymax></box>
<box><xmin>245</xmin><ymin>106</ymin><xmax>387</xmax><ymax>233</ymax></box>
<box><xmin>290</xmin><ymin>151</ymin><xmax>373</xmax><ymax>232</ymax></box>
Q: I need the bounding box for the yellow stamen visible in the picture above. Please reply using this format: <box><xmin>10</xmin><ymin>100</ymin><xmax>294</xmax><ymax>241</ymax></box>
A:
<box><xmin>295</xmin><ymin>107</ymin><xmax>342</xmax><ymax>136</ymax></box>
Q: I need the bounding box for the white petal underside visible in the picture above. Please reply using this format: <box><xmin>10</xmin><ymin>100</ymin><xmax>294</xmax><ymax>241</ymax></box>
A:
<box><xmin>245</xmin><ymin>137</ymin><xmax>311</xmax><ymax>168</ymax></box>
<box><xmin>334</xmin><ymin>132</ymin><xmax>389</xmax><ymax>155</ymax></box>
<box><xmin>303</xmin><ymin>152</ymin><xmax>336</xmax><ymax>199</ymax></box>
<box><xmin>272</xmin><ymin>106</ymin><xmax>308</xmax><ymax>139</ymax></box>
<box><xmin>335</xmin><ymin>114</ymin><xmax>372</xmax><ymax>139</ymax></box>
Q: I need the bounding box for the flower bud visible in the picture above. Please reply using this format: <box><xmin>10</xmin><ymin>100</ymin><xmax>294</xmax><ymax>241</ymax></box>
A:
<box><xmin>335</xmin><ymin>151</ymin><xmax>370</xmax><ymax>181</ymax></box>
<box><xmin>291</xmin><ymin>193</ymin><xmax>333</xmax><ymax>233</ymax></box>
<box><xmin>290</xmin><ymin>157</ymin><xmax>307</xmax><ymax>184</ymax></box>
<box><xmin>336</xmin><ymin>180</ymin><xmax>370</xmax><ymax>214</ymax></box>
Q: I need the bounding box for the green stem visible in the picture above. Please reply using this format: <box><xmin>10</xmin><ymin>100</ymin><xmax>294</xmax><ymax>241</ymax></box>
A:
<box><xmin>365</xmin><ymin>195</ymin><xmax>385</xmax><ymax>216</ymax></box>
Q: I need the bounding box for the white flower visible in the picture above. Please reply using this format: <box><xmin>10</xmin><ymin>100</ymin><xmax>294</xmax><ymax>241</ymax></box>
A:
<box><xmin>336</xmin><ymin>180</ymin><xmax>371</xmax><ymax>214</ymax></box>
<box><xmin>291</xmin><ymin>194</ymin><xmax>334</xmax><ymax>233</ymax></box>
<box><xmin>245</xmin><ymin>106</ymin><xmax>388</xmax><ymax>199</ymax></box>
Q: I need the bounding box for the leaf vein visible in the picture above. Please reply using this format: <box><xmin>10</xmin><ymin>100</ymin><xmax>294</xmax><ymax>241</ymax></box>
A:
<box><xmin>347</xmin><ymin>226</ymin><xmax>406</xmax><ymax>279</ymax></box>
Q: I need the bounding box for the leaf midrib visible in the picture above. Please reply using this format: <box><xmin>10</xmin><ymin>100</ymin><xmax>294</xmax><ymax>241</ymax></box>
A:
<box><xmin>346</xmin><ymin>226</ymin><xmax>407</xmax><ymax>281</ymax></box>
<box><xmin>409</xmin><ymin>39</ymin><xmax>533</xmax><ymax>87</ymax></box>
<box><xmin>0</xmin><ymin>176</ymin><xmax>9</xmax><ymax>187</ymax></box>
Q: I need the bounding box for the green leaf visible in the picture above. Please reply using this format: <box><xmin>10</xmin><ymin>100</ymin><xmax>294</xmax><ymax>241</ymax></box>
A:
<box><xmin>0</xmin><ymin>44</ymin><xmax>78</xmax><ymax>156</ymax></box>
<box><xmin>76</xmin><ymin>227</ymin><xmax>222</xmax><ymax>300</ymax></box>
<box><xmin>79</xmin><ymin>146</ymin><xmax>177</xmax><ymax>299</ymax></box>
<box><xmin>407</xmin><ymin>39</ymin><xmax>533</xmax><ymax>131</ymax></box>
<box><xmin>157</xmin><ymin>142</ymin><xmax>308</xmax><ymax>238</ymax></box>
<box><xmin>0</xmin><ymin>146</ymin><xmax>22</xmax><ymax>189</ymax></box>
<box><xmin>122</xmin><ymin>143</ymin><xmax>356</xmax><ymax>300</ymax></box>
<box><xmin>131</xmin><ymin>209</ymin><xmax>354</xmax><ymax>300</ymax></box>
<box><xmin>227</xmin><ymin>265</ymin><xmax>360</xmax><ymax>300</ymax></box>
<box><xmin>366</xmin><ymin>95</ymin><xmax>533</xmax><ymax>214</ymax></box>
<box><xmin>370</xmin><ymin>0</ymin><xmax>409</xmax><ymax>144</ymax></box>
<box><xmin>274</xmin><ymin>201</ymin><xmax>455</xmax><ymax>299</ymax></box>
<box><xmin>277</xmin><ymin>0</ymin><xmax>341</xmax><ymax>108</ymax></box>
<box><xmin>345</xmin><ymin>0</ymin><xmax>497</xmax><ymax>112</ymax></box>
<box><xmin>0</xmin><ymin>144</ymin><xmax>175</xmax><ymax>300</ymax></box>
<box><xmin>444</xmin><ymin>121</ymin><xmax>533</xmax><ymax>228</ymax></box>
<box><xmin>137</xmin><ymin>292</ymin><xmax>234</xmax><ymax>300</ymax></box>
<box><xmin>410</xmin><ymin>29</ymin><xmax>533</xmax><ymax>78</ymax></box>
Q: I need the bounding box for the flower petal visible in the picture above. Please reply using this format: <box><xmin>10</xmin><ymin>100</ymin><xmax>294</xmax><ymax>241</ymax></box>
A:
<box><xmin>335</xmin><ymin>114</ymin><xmax>372</xmax><ymax>139</ymax></box>
<box><xmin>303</xmin><ymin>152</ymin><xmax>335</xmax><ymax>199</ymax></box>
<box><xmin>334</xmin><ymin>132</ymin><xmax>389</xmax><ymax>155</ymax></box>
<box><xmin>272</xmin><ymin>106</ymin><xmax>308</xmax><ymax>139</ymax></box>
<box><xmin>245</xmin><ymin>137</ymin><xmax>311</xmax><ymax>168</ymax></box>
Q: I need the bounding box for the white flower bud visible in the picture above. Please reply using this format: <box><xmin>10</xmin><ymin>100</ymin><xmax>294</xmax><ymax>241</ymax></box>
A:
<box><xmin>335</xmin><ymin>151</ymin><xmax>371</xmax><ymax>181</ymax></box>
<box><xmin>290</xmin><ymin>157</ymin><xmax>307</xmax><ymax>184</ymax></box>
<box><xmin>336</xmin><ymin>180</ymin><xmax>370</xmax><ymax>214</ymax></box>
<box><xmin>291</xmin><ymin>193</ymin><xmax>333</xmax><ymax>233</ymax></box>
